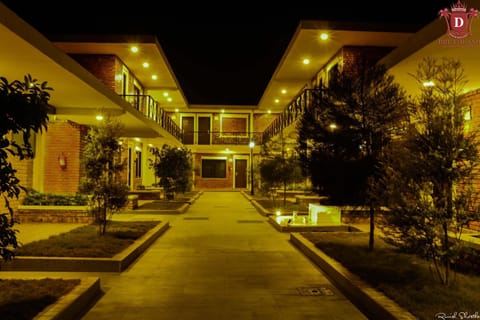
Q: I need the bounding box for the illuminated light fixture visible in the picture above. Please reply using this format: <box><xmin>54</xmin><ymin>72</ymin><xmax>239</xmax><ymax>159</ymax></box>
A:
<box><xmin>281</xmin><ymin>89</ymin><xmax>287</xmax><ymax>94</ymax></box>
<box><xmin>163</xmin><ymin>92</ymin><xmax>169</xmax><ymax>97</ymax></box>
<box><xmin>221</xmin><ymin>109</ymin><xmax>225</xmax><ymax>113</ymax></box>
<box><xmin>274</xmin><ymin>99</ymin><xmax>280</xmax><ymax>104</ymax></box>
<box><xmin>329</xmin><ymin>123</ymin><xmax>337</xmax><ymax>130</ymax></box>
<box><xmin>148</xmin><ymin>143</ymin><xmax>154</xmax><ymax>147</ymax></box>
<box><xmin>95</xmin><ymin>115</ymin><xmax>104</xmax><ymax>121</ymax></box>
<box><xmin>320</xmin><ymin>33</ymin><xmax>329</xmax><ymax>40</ymax></box>
<box><xmin>151</xmin><ymin>75</ymin><xmax>158</xmax><ymax>80</ymax></box>
<box><xmin>268</xmin><ymin>110</ymin><xmax>272</xmax><ymax>114</ymax></box>
<box><xmin>275</xmin><ymin>210</ymin><xmax>282</xmax><ymax>216</ymax></box>
<box><xmin>303</xmin><ymin>58</ymin><xmax>311</xmax><ymax>65</ymax></box>
<box><xmin>142</xmin><ymin>62</ymin><xmax>150</xmax><ymax>68</ymax></box>
<box><xmin>135</xmin><ymin>146</ymin><xmax>141</xmax><ymax>152</ymax></box>
<box><xmin>167</xmin><ymin>97</ymin><xmax>173</xmax><ymax>102</ymax></box>
<box><xmin>175</xmin><ymin>108</ymin><xmax>179</xmax><ymax>113</ymax></box>
<box><xmin>118</xmin><ymin>141</ymin><xmax>123</xmax><ymax>145</ymax></box>
<box><xmin>423</xmin><ymin>81</ymin><xmax>435</xmax><ymax>87</ymax></box>
<box><xmin>115</xmin><ymin>74</ymin><xmax>123</xmax><ymax>81</ymax></box>
<box><xmin>130</xmin><ymin>46</ymin><xmax>139</xmax><ymax>53</ymax></box>
<box><xmin>134</xmin><ymin>137</ymin><xmax>141</xmax><ymax>142</ymax></box>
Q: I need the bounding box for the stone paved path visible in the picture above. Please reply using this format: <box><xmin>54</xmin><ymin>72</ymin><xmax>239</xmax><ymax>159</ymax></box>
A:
<box><xmin>81</xmin><ymin>191</ymin><xmax>368</xmax><ymax>320</ymax></box>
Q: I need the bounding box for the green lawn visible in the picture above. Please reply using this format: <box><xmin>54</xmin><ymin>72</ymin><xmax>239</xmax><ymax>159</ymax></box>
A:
<box><xmin>0</xmin><ymin>278</ymin><xmax>80</xmax><ymax>320</ymax></box>
<box><xmin>302</xmin><ymin>232</ymin><xmax>480</xmax><ymax>320</ymax></box>
<box><xmin>16</xmin><ymin>221</ymin><xmax>159</xmax><ymax>257</ymax></box>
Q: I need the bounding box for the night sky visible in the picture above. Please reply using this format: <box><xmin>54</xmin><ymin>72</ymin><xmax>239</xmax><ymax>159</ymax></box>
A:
<box><xmin>2</xmin><ymin>1</ymin><xmax>454</xmax><ymax>105</ymax></box>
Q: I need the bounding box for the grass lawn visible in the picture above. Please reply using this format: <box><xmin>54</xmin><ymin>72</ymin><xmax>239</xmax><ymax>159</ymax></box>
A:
<box><xmin>302</xmin><ymin>232</ymin><xmax>480</xmax><ymax>320</ymax></box>
<box><xmin>16</xmin><ymin>221</ymin><xmax>159</xmax><ymax>257</ymax></box>
<box><xmin>0</xmin><ymin>278</ymin><xmax>80</xmax><ymax>320</ymax></box>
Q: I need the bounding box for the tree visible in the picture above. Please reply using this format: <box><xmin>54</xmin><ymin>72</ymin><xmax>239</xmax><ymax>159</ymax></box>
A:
<box><xmin>0</xmin><ymin>74</ymin><xmax>51</xmax><ymax>261</ymax></box>
<box><xmin>151</xmin><ymin>144</ymin><xmax>192</xmax><ymax>199</ymax></box>
<box><xmin>297</xmin><ymin>62</ymin><xmax>408</xmax><ymax>251</ymax></box>
<box><xmin>381</xmin><ymin>57</ymin><xmax>480</xmax><ymax>285</ymax></box>
<box><xmin>79</xmin><ymin>113</ymin><xmax>128</xmax><ymax>235</ymax></box>
<box><xmin>259</xmin><ymin>131</ymin><xmax>304</xmax><ymax>207</ymax></box>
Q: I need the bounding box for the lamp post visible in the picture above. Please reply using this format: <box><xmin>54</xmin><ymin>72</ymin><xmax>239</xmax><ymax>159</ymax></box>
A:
<box><xmin>249</xmin><ymin>141</ymin><xmax>255</xmax><ymax>195</ymax></box>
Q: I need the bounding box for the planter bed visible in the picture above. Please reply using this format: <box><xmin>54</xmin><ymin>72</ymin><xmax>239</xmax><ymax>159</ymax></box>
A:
<box><xmin>1</xmin><ymin>221</ymin><xmax>170</xmax><ymax>272</ymax></box>
<box><xmin>17</xmin><ymin>205</ymin><xmax>93</xmax><ymax>223</ymax></box>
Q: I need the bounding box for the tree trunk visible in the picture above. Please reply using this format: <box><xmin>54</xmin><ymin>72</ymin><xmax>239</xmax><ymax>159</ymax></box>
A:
<box><xmin>369</xmin><ymin>204</ymin><xmax>375</xmax><ymax>251</ymax></box>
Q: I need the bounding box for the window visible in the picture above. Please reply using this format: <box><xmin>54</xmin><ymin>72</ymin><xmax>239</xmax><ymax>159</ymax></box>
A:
<box><xmin>201</xmin><ymin>159</ymin><xmax>226</xmax><ymax>178</ymax></box>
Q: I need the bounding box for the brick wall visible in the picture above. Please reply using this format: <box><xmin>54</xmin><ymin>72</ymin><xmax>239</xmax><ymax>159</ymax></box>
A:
<box><xmin>43</xmin><ymin>120</ymin><xmax>88</xmax><ymax>194</ymax></box>
<box><xmin>69</xmin><ymin>54</ymin><xmax>116</xmax><ymax>91</ymax></box>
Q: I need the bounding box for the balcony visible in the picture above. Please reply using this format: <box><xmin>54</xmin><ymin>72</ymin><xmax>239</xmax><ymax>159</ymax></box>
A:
<box><xmin>262</xmin><ymin>88</ymin><xmax>324</xmax><ymax>143</ymax></box>
<box><xmin>182</xmin><ymin>131</ymin><xmax>263</xmax><ymax>146</ymax></box>
<box><xmin>120</xmin><ymin>94</ymin><xmax>182</xmax><ymax>141</ymax></box>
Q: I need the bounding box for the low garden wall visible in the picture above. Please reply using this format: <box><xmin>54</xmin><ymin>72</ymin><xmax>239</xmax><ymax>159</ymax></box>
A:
<box><xmin>17</xmin><ymin>205</ymin><xmax>94</xmax><ymax>223</ymax></box>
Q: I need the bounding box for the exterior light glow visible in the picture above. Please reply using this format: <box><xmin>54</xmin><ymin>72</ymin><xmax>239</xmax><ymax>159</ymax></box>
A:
<box><xmin>151</xmin><ymin>75</ymin><xmax>158</xmax><ymax>80</ymax></box>
<box><xmin>423</xmin><ymin>81</ymin><xmax>435</xmax><ymax>87</ymax></box>
<box><xmin>275</xmin><ymin>210</ymin><xmax>282</xmax><ymax>216</ymax></box>
<box><xmin>175</xmin><ymin>108</ymin><xmax>179</xmax><ymax>113</ymax></box>
<box><xmin>221</xmin><ymin>109</ymin><xmax>225</xmax><ymax>113</ymax></box>
<box><xmin>303</xmin><ymin>58</ymin><xmax>311</xmax><ymax>65</ymax></box>
<box><xmin>320</xmin><ymin>33</ymin><xmax>329</xmax><ymax>40</ymax></box>
<box><xmin>167</xmin><ymin>97</ymin><xmax>172</xmax><ymax>102</ymax></box>
<box><xmin>130</xmin><ymin>46</ymin><xmax>139</xmax><ymax>53</ymax></box>
<box><xmin>134</xmin><ymin>137</ymin><xmax>141</xmax><ymax>142</ymax></box>
<box><xmin>281</xmin><ymin>89</ymin><xmax>287</xmax><ymax>94</ymax></box>
<box><xmin>95</xmin><ymin>115</ymin><xmax>104</xmax><ymax>121</ymax></box>
<box><xmin>142</xmin><ymin>62</ymin><xmax>149</xmax><ymax>68</ymax></box>
<box><xmin>329</xmin><ymin>123</ymin><xmax>337</xmax><ymax>130</ymax></box>
<box><xmin>268</xmin><ymin>110</ymin><xmax>272</xmax><ymax>114</ymax></box>
<box><xmin>274</xmin><ymin>99</ymin><xmax>280</xmax><ymax>104</ymax></box>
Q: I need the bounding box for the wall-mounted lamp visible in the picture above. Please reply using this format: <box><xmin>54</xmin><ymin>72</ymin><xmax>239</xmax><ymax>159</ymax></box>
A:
<box><xmin>58</xmin><ymin>152</ymin><xmax>67</xmax><ymax>170</ymax></box>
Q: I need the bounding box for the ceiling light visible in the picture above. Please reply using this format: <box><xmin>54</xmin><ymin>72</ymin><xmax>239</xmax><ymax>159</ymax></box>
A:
<box><xmin>281</xmin><ymin>89</ymin><xmax>287</xmax><ymax>94</ymax></box>
<box><xmin>320</xmin><ymin>33</ymin><xmax>329</xmax><ymax>40</ymax></box>
<box><xmin>167</xmin><ymin>97</ymin><xmax>172</xmax><ymax>102</ymax></box>
<box><xmin>423</xmin><ymin>81</ymin><xmax>435</xmax><ymax>87</ymax></box>
<box><xmin>142</xmin><ymin>62</ymin><xmax>150</xmax><ymax>68</ymax></box>
<box><xmin>268</xmin><ymin>110</ymin><xmax>272</xmax><ymax>114</ymax></box>
<box><xmin>175</xmin><ymin>108</ymin><xmax>179</xmax><ymax>113</ymax></box>
<box><xmin>163</xmin><ymin>92</ymin><xmax>169</xmax><ymax>97</ymax></box>
<box><xmin>151</xmin><ymin>75</ymin><xmax>158</xmax><ymax>80</ymax></box>
<box><xmin>130</xmin><ymin>46</ymin><xmax>139</xmax><ymax>53</ymax></box>
<box><xmin>274</xmin><ymin>99</ymin><xmax>280</xmax><ymax>104</ymax></box>
<box><xmin>303</xmin><ymin>58</ymin><xmax>311</xmax><ymax>65</ymax></box>
<box><xmin>221</xmin><ymin>109</ymin><xmax>225</xmax><ymax>113</ymax></box>
<box><xmin>95</xmin><ymin>115</ymin><xmax>104</xmax><ymax>121</ymax></box>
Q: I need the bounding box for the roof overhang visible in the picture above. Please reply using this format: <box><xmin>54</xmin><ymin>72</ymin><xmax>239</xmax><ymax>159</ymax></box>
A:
<box><xmin>258</xmin><ymin>20</ymin><xmax>419</xmax><ymax>112</ymax></box>
<box><xmin>0</xmin><ymin>4</ymin><xmax>181</xmax><ymax>141</ymax></box>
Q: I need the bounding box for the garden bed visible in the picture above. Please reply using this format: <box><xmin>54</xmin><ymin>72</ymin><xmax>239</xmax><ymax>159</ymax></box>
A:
<box><xmin>297</xmin><ymin>232</ymin><xmax>480</xmax><ymax>320</ymax></box>
<box><xmin>2</xmin><ymin>221</ymin><xmax>169</xmax><ymax>272</ymax></box>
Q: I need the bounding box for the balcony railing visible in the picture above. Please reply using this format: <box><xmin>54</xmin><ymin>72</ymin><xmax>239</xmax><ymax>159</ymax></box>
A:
<box><xmin>120</xmin><ymin>94</ymin><xmax>182</xmax><ymax>141</ymax></box>
<box><xmin>262</xmin><ymin>88</ymin><xmax>324</xmax><ymax>143</ymax></box>
<box><xmin>182</xmin><ymin>131</ymin><xmax>263</xmax><ymax>146</ymax></box>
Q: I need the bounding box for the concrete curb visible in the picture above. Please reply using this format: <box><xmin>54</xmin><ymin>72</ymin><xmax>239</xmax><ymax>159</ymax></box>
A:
<box><xmin>290</xmin><ymin>232</ymin><xmax>417</xmax><ymax>320</ymax></box>
<box><xmin>3</xmin><ymin>221</ymin><xmax>170</xmax><ymax>272</ymax></box>
<box><xmin>34</xmin><ymin>277</ymin><xmax>101</xmax><ymax>320</ymax></box>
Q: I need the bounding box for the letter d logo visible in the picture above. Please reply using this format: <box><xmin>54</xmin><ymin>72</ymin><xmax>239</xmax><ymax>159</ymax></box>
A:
<box><xmin>454</xmin><ymin>17</ymin><xmax>465</xmax><ymax>27</ymax></box>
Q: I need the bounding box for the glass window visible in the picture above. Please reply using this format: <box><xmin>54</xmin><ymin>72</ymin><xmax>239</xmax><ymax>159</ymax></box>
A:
<box><xmin>201</xmin><ymin>159</ymin><xmax>226</xmax><ymax>178</ymax></box>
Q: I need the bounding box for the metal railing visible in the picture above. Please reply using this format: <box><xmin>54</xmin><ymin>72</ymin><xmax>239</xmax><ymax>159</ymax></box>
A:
<box><xmin>182</xmin><ymin>131</ymin><xmax>263</xmax><ymax>146</ymax></box>
<box><xmin>262</xmin><ymin>88</ymin><xmax>324</xmax><ymax>143</ymax></box>
<box><xmin>120</xmin><ymin>94</ymin><xmax>182</xmax><ymax>141</ymax></box>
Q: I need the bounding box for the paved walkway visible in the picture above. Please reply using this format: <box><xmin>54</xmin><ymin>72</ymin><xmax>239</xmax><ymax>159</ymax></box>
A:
<box><xmin>80</xmin><ymin>191</ymin><xmax>368</xmax><ymax>320</ymax></box>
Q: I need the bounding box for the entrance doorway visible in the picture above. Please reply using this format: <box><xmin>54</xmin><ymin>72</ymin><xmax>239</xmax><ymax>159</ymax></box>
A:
<box><xmin>235</xmin><ymin>159</ymin><xmax>247</xmax><ymax>188</ymax></box>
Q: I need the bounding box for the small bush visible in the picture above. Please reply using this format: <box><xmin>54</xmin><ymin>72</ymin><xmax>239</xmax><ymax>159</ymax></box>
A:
<box><xmin>22</xmin><ymin>190</ymin><xmax>88</xmax><ymax>206</ymax></box>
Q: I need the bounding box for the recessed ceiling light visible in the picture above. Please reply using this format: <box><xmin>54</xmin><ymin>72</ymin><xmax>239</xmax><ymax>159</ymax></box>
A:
<box><xmin>274</xmin><ymin>99</ymin><xmax>280</xmax><ymax>104</ymax></box>
<box><xmin>175</xmin><ymin>108</ymin><xmax>179</xmax><ymax>113</ymax></box>
<box><xmin>163</xmin><ymin>92</ymin><xmax>169</xmax><ymax>97</ymax></box>
<box><xmin>167</xmin><ymin>97</ymin><xmax>172</xmax><ymax>102</ymax></box>
<box><xmin>303</xmin><ymin>58</ymin><xmax>311</xmax><ymax>65</ymax></box>
<box><xmin>268</xmin><ymin>110</ymin><xmax>272</xmax><ymax>114</ymax></box>
<box><xmin>142</xmin><ymin>62</ymin><xmax>149</xmax><ymax>68</ymax></box>
<box><xmin>281</xmin><ymin>89</ymin><xmax>287</xmax><ymax>94</ymax></box>
<box><xmin>221</xmin><ymin>109</ymin><xmax>225</xmax><ymax>113</ymax></box>
<box><xmin>95</xmin><ymin>115</ymin><xmax>104</xmax><ymax>121</ymax></box>
<box><xmin>320</xmin><ymin>33</ymin><xmax>329</xmax><ymax>40</ymax></box>
<box><xmin>130</xmin><ymin>46</ymin><xmax>139</xmax><ymax>53</ymax></box>
<box><xmin>151</xmin><ymin>75</ymin><xmax>158</xmax><ymax>80</ymax></box>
